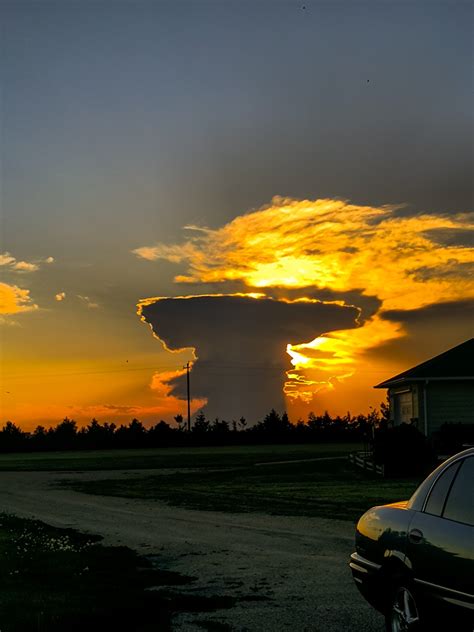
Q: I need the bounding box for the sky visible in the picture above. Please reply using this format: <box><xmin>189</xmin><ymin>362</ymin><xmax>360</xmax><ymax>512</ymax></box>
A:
<box><xmin>1</xmin><ymin>0</ymin><xmax>473</xmax><ymax>430</ymax></box>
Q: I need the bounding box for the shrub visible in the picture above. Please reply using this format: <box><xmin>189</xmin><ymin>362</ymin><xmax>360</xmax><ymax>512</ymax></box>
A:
<box><xmin>373</xmin><ymin>423</ymin><xmax>435</xmax><ymax>476</ymax></box>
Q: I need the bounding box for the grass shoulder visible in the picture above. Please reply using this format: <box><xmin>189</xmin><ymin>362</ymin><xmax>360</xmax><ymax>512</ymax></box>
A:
<box><xmin>0</xmin><ymin>443</ymin><xmax>360</xmax><ymax>472</ymax></box>
<box><xmin>64</xmin><ymin>458</ymin><xmax>421</xmax><ymax>522</ymax></box>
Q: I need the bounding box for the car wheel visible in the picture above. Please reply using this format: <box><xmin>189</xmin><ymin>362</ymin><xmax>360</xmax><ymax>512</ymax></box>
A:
<box><xmin>385</xmin><ymin>584</ymin><xmax>422</xmax><ymax>632</ymax></box>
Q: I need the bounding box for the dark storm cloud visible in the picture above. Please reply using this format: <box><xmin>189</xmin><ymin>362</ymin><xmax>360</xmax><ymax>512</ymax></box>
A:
<box><xmin>422</xmin><ymin>227</ymin><xmax>474</xmax><ymax>249</ymax></box>
<box><xmin>381</xmin><ymin>299</ymin><xmax>474</xmax><ymax>325</ymax></box>
<box><xmin>371</xmin><ymin>300</ymin><xmax>474</xmax><ymax>368</ymax></box>
<box><xmin>139</xmin><ymin>295</ymin><xmax>359</xmax><ymax>421</ymax></box>
<box><xmin>410</xmin><ymin>261</ymin><xmax>474</xmax><ymax>282</ymax></box>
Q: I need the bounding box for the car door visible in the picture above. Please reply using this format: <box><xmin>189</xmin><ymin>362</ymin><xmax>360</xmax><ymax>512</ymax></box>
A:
<box><xmin>406</xmin><ymin>455</ymin><xmax>474</xmax><ymax>610</ymax></box>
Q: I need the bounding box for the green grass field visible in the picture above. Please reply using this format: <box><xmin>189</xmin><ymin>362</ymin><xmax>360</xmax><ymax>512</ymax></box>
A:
<box><xmin>0</xmin><ymin>442</ymin><xmax>360</xmax><ymax>471</ymax></box>
<box><xmin>58</xmin><ymin>448</ymin><xmax>422</xmax><ymax>522</ymax></box>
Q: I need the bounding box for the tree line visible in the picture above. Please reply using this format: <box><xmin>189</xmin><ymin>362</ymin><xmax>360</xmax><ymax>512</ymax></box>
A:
<box><xmin>0</xmin><ymin>404</ymin><xmax>389</xmax><ymax>453</ymax></box>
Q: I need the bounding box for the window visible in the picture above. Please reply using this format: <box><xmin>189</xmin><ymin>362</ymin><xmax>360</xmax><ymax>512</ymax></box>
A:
<box><xmin>424</xmin><ymin>461</ymin><xmax>461</xmax><ymax>517</ymax></box>
<box><xmin>394</xmin><ymin>390</ymin><xmax>413</xmax><ymax>424</ymax></box>
<box><xmin>443</xmin><ymin>457</ymin><xmax>474</xmax><ymax>526</ymax></box>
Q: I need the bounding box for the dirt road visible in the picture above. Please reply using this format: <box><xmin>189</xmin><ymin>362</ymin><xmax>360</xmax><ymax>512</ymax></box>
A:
<box><xmin>0</xmin><ymin>470</ymin><xmax>384</xmax><ymax>631</ymax></box>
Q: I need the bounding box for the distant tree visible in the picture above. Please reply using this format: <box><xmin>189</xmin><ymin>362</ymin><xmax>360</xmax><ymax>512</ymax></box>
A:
<box><xmin>148</xmin><ymin>420</ymin><xmax>173</xmax><ymax>446</ymax></box>
<box><xmin>255</xmin><ymin>409</ymin><xmax>293</xmax><ymax>436</ymax></box>
<box><xmin>380</xmin><ymin>397</ymin><xmax>390</xmax><ymax>423</ymax></box>
<box><xmin>193</xmin><ymin>411</ymin><xmax>210</xmax><ymax>434</ymax></box>
<box><xmin>211</xmin><ymin>418</ymin><xmax>230</xmax><ymax>434</ymax></box>
<box><xmin>127</xmin><ymin>419</ymin><xmax>146</xmax><ymax>446</ymax></box>
<box><xmin>174</xmin><ymin>414</ymin><xmax>185</xmax><ymax>431</ymax></box>
<box><xmin>0</xmin><ymin>421</ymin><xmax>26</xmax><ymax>452</ymax></box>
<box><xmin>81</xmin><ymin>418</ymin><xmax>115</xmax><ymax>449</ymax></box>
<box><xmin>238</xmin><ymin>416</ymin><xmax>247</xmax><ymax>431</ymax></box>
<box><xmin>32</xmin><ymin>425</ymin><xmax>48</xmax><ymax>450</ymax></box>
<box><xmin>49</xmin><ymin>418</ymin><xmax>77</xmax><ymax>450</ymax></box>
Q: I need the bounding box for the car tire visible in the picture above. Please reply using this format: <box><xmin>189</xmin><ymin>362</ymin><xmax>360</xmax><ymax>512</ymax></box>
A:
<box><xmin>385</xmin><ymin>583</ymin><xmax>423</xmax><ymax>632</ymax></box>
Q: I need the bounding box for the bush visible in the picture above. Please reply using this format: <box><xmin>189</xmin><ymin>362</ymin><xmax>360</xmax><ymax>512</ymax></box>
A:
<box><xmin>373</xmin><ymin>424</ymin><xmax>435</xmax><ymax>476</ymax></box>
<box><xmin>436</xmin><ymin>423</ymin><xmax>474</xmax><ymax>454</ymax></box>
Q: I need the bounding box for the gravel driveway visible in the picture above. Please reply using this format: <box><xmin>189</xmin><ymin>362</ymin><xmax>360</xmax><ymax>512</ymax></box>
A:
<box><xmin>0</xmin><ymin>470</ymin><xmax>384</xmax><ymax>631</ymax></box>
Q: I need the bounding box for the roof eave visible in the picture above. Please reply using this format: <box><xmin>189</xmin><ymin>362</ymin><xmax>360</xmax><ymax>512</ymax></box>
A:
<box><xmin>374</xmin><ymin>376</ymin><xmax>474</xmax><ymax>389</ymax></box>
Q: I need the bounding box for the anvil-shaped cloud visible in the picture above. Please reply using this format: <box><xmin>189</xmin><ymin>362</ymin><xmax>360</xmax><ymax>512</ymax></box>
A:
<box><xmin>134</xmin><ymin>197</ymin><xmax>474</xmax><ymax>418</ymax></box>
<box><xmin>138</xmin><ymin>294</ymin><xmax>359</xmax><ymax>421</ymax></box>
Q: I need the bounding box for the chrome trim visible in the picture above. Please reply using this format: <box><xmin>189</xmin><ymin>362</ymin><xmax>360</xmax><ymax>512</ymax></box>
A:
<box><xmin>349</xmin><ymin>562</ymin><xmax>369</xmax><ymax>575</ymax></box>
<box><xmin>414</xmin><ymin>578</ymin><xmax>474</xmax><ymax>601</ymax></box>
<box><xmin>350</xmin><ymin>552</ymin><xmax>382</xmax><ymax>571</ymax></box>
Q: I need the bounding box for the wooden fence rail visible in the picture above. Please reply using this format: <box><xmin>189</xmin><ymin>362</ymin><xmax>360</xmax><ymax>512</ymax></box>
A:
<box><xmin>349</xmin><ymin>451</ymin><xmax>385</xmax><ymax>477</ymax></box>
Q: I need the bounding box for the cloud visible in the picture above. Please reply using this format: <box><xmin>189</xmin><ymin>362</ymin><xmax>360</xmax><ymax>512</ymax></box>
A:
<box><xmin>12</xmin><ymin>261</ymin><xmax>39</xmax><ymax>272</ymax></box>
<box><xmin>138</xmin><ymin>294</ymin><xmax>359</xmax><ymax>420</ymax></box>
<box><xmin>0</xmin><ymin>282</ymin><xmax>38</xmax><ymax>315</ymax></box>
<box><xmin>0</xmin><ymin>251</ymin><xmax>54</xmax><ymax>272</ymax></box>
<box><xmin>55</xmin><ymin>292</ymin><xmax>66</xmax><ymax>301</ymax></box>
<box><xmin>77</xmin><ymin>295</ymin><xmax>99</xmax><ymax>309</ymax></box>
<box><xmin>0</xmin><ymin>253</ymin><xmax>16</xmax><ymax>266</ymax></box>
<box><xmin>409</xmin><ymin>260</ymin><xmax>474</xmax><ymax>282</ymax></box>
<box><xmin>134</xmin><ymin>197</ymin><xmax>474</xmax><ymax>416</ymax></box>
<box><xmin>381</xmin><ymin>299</ymin><xmax>474</xmax><ymax>325</ymax></box>
<box><xmin>133</xmin><ymin>197</ymin><xmax>473</xmax><ymax>310</ymax></box>
<box><xmin>370</xmin><ymin>299</ymin><xmax>474</xmax><ymax>368</ymax></box>
<box><xmin>422</xmin><ymin>226</ymin><xmax>474</xmax><ymax>249</ymax></box>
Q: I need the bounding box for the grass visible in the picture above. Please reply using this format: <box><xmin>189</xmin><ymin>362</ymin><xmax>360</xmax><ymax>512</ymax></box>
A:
<box><xmin>63</xmin><ymin>458</ymin><xmax>422</xmax><ymax>523</ymax></box>
<box><xmin>0</xmin><ymin>443</ymin><xmax>360</xmax><ymax>471</ymax></box>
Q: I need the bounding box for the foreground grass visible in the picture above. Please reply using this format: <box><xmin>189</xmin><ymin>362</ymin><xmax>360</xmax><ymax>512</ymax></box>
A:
<box><xmin>0</xmin><ymin>514</ymin><xmax>182</xmax><ymax>631</ymax></box>
<box><xmin>0</xmin><ymin>443</ymin><xmax>360</xmax><ymax>471</ymax></box>
<box><xmin>65</xmin><ymin>458</ymin><xmax>422</xmax><ymax>523</ymax></box>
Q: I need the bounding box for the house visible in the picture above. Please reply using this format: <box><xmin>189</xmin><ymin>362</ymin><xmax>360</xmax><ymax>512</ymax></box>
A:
<box><xmin>374</xmin><ymin>338</ymin><xmax>474</xmax><ymax>437</ymax></box>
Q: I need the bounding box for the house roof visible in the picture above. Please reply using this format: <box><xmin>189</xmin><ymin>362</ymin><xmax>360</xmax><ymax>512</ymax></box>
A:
<box><xmin>374</xmin><ymin>338</ymin><xmax>474</xmax><ymax>388</ymax></box>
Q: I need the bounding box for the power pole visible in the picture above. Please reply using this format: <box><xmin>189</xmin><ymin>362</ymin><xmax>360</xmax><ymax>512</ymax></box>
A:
<box><xmin>186</xmin><ymin>361</ymin><xmax>191</xmax><ymax>432</ymax></box>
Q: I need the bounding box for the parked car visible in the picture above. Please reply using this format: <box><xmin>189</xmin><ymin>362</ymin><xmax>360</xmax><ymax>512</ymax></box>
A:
<box><xmin>350</xmin><ymin>447</ymin><xmax>474</xmax><ymax>631</ymax></box>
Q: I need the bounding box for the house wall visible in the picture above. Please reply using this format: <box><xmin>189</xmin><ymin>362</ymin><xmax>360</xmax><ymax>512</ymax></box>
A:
<box><xmin>425</xmin><ymin>381</ymin><xmax>474</xmax><ymax>435</ymax></box>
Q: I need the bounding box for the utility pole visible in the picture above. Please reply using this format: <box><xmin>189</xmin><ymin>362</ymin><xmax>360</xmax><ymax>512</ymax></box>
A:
<box><xmin>186</xmin><ymin>361</ymin><xmax>191</xmax><ymax>432</ymax></box>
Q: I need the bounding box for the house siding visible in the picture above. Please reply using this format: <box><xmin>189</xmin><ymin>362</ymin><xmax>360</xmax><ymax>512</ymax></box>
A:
<box><xmin>426</xmin><ymin>381</ymin><xmax>474</xmax><ymax>435</ymax></box>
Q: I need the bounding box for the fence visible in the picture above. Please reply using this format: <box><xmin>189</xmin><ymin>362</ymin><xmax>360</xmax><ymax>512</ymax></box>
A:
<box><xmin>349</xmin><ymin>451</ymin><xmax>385</xmax><ymax>477</ymax></box>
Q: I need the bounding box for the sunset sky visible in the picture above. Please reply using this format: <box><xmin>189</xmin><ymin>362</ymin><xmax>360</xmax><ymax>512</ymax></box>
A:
<box><xmin>1</xmin><ymin>1</ymin><xmax>473</xmax><ymax>430</ymax></box>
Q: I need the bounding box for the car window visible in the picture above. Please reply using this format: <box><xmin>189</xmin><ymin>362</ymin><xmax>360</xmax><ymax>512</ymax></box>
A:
<box><xmin>424</xmin><ymin>460</ymin><xmax>461</xmax><ymax>517</ymax></box>
<box><xmin>443</xmin><ymin>457</ymin><xmax>474</xmax><ymax>526</ymax></box>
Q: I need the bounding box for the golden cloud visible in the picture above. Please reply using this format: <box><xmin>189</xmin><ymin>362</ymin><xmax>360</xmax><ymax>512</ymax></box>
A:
<box><xmin>13</xmin><ymin>261</ymin><xmax>40</xmax><ymax>272</ymax></box>
<box><xmin>134</xmin><ymin>198</ymin><xmax>474</xmax><ymax>404</ymax></box>
<box><xmin>0</xmin><ymin>251</ymin><xmax>51</xmax><ymax>273</ymax></box>
<box><xmin>0</xmin><ymin>282</ymin><xmax>38</xmax><ymax>315</ymax></box>
<box><xmin>77</xmin><ymin>295</ymin><xmax>99</xmax><ymax>309</ymax></box>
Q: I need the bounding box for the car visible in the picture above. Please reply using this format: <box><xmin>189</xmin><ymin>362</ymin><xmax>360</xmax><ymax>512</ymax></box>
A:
<box><xmin>350</xmin><ymin>447</ymin><xmax>474</xmax><ymax>631</ymax></box>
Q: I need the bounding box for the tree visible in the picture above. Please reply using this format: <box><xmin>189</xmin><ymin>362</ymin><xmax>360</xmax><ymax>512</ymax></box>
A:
<box><xmin>49</xmin><ymin>418</ymin><xmax>77</xmax><ymax>450</ymax></box>
<box><xmin>192</xmin><ymin>411</ymin><xmax>210</xmax><ymax>434</ymax></box>
<box><xmin>0</xmin><ymin>421</ymin><xmax>26</xmax><ymax>452</ymax></box>
<box><xmin>174</xmin><ymin>414</ymin><xmax>185</xmax><ymax>431</ymax></box>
